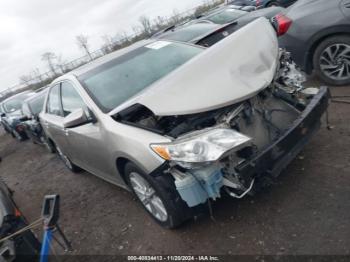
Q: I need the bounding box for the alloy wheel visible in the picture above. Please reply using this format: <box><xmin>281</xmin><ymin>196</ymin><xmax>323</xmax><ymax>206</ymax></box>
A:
<box><xmin>320</xmin><ymin>43</ymin><xmax>350</xmax><ymax>81</ymax></box>
<box><xmin>129</xmin><ymin>172</ymin><xmax>168</xmax><ymax>222</ymax></box>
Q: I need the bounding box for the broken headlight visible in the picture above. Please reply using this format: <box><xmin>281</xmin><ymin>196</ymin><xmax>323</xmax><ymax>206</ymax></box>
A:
<box><xmin>151</xmin><ymin>128</ymin><xmax>251</xmax><ymax>166</ymax></box>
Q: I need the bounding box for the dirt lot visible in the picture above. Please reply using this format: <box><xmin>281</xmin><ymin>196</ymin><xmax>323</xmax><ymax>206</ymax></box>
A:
<box><xmin>0</xmin><ymin>80</ymin><xmax>349</xmax><ymax>256</ymax></box>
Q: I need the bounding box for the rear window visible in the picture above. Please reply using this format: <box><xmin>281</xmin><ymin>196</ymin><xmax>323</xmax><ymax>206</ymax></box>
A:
<box><xmin>197</xmin><ymin>23</ymin><xmax>238</xmax><ymax>47</ymax></box>
<box><xmin>206</xmin><ymin>9</ymin><xmax>246</xmax><ymax>24</ymax></box>
<box><xmin>79</xmin><ymin>41</ymin><xmax>203</xmax><ymax>112</ymax></box>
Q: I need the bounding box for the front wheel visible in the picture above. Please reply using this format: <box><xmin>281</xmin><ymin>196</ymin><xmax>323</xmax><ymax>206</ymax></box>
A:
<box><xmin>124</xmin><ymin>162</ymin><xmax>190</xmax><ymax>229</ymax></box>
<box><xmin>56</xmin><ymin>145</ymin><xmax>81</xmax><ymax>173</ymax></box>
<box><xmin>313</xmin><ymin>35</ymin><xmax>350</xmax><ymax>86</ymax></box>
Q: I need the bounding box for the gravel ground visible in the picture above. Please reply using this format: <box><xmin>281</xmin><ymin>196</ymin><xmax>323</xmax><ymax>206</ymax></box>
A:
<box><xmin>0</xmin><ymin>80</ymin><xmax>349</xmax><ymax>256</ymax></box>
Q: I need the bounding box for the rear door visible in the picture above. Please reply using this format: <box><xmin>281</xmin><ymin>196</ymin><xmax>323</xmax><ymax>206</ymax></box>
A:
<box><xmin>60</xmin><ymin>81</ymin><xmax>114</xmax><ymax>179</ymax></box>
<box><xmin>40</xmin><ymin>84</ymin><xmax>67</xmax><ymax>151</ymax></box>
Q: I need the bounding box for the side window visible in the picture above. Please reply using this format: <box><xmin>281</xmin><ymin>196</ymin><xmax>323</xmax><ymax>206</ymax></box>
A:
<box><xmin>47</xmin><ymin>84</ymin><xmax>62</xmax><ymax>116</ymax></box>
<box><xmin>61</xmin><ymin>82</ymin><xmax>86</xmax><ymax>117</ymax></box>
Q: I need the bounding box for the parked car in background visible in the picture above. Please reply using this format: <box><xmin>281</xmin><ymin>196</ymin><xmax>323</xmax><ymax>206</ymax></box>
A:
<box><xmin>153</xmin><ymin>7</ymin><xmax>282</xmax><ymax>47</ymax></box>
<box><xmin>40</xmin><ymin>19</ymin><xmax>329</xmax><ymax>228</ymax></box>
<box><xmin>0</xmin><ymin>103</ymin><xmax>12</xmax><ymax>134</ymax></box>
<box><xmin>1</xmin><ymin>91</ymin><xmax>35</xmax><ymax>141</ymax></box>
<box><xmin>0</xmin><ymin>103</ymin><xmax>6</xmax><ymax>131</ymax></box>
<box><xmin>0</xmin><ymin>178</ymin><xmax>41</xmax><ymax>260</ymax></box>
<box><xmin>229</xmin><ymin>0</ymin><xmax>297</xmax><ymax>8</ymax></box>
<box><xmin>21</xmin><ymin>89</ymin><xmax>54</xmax><ymax>152</ymax></box>
<box><xmin>274</xmin><ymin>0</ymin><xmax>350</xmax><ymax>86</ymax></box>
<box><xmin>191</xmin><ymin>4</ymin><xmax>281</xmax><ymax>25</ymax></box>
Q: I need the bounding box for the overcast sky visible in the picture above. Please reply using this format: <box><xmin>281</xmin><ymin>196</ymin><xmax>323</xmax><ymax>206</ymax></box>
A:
<box><xmin>0</xmin><ymin>0</ymin><xmax>207</xmax><ymax>92</ymax></box>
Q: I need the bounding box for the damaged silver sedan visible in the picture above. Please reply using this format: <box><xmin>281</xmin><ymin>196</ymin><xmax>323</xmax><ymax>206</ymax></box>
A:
<box><xmin>40</xmin><ymin>18</ymin><xmax>329</xmax><ymax>228</ymax></box>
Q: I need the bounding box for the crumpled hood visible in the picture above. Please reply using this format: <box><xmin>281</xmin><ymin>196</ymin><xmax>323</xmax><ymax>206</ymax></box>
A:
<box><xmin>122</xmin><ymin>17</ymin><xmax>279</xmax><ymax>116</ymax></box>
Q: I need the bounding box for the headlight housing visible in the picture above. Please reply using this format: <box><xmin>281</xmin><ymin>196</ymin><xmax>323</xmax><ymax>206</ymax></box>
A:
<box><xmin>151</xmin><ymin>128</ymin><xmax>251</xmax><ymax>166</ymax></box>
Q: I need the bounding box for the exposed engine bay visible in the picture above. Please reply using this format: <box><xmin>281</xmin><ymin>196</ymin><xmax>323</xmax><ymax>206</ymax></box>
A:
<box><xmin>114</xmin><ymin>50</ymin><xmax>328</xmax><ymax>208</ymax></box>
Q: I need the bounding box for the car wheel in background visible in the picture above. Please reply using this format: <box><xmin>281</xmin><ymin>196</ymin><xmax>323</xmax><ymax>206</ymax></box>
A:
<box><xmin>12</xmin><ymin>131</ymin><xmax>23</xmax><ymax>141</ymax></box>
<box><xmin>267</xmin><ymin>1</ymin><xmax>280</xmax><ymax>7</ymax></box>
<box><xmin>124</xmin><ymin>162</ymin><xmax>190</xmax><ymax>229</ymax></box>
<box><xmin>313</xmin><ymin>35</ymin><xmax>350</xmax><ymax>86</ymax></box>
<box><xmin>55</xmin><ymin>145</ymin><xmax>81</xmax><ymax>173</ymax></box>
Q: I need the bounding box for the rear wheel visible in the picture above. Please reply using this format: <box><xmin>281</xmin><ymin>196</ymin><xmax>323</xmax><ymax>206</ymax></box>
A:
<box><xmin>124</xmin><ymin>162</ymin><xmax>190</xmax><ymax>229</ymax></box>
<box><xmin>313</xmin><ymin>35</ymin><xmax>350</xmax><ymax>86</ymax></box>
<box><xmin>55</xmin><ymin>145</ymin><xmax>81</xmax><ymax>173</ymax></box>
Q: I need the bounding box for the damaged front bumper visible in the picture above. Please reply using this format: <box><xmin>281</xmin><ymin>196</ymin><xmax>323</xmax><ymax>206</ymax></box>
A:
<box><xmin>236</xmin><ymin>86</ymin><xmax>329</xmax><ymax>180</ymax></box>
<box><xmin>169</xmin><ymin>86</ymin><xmax>330</xmax><ymax>207</ymax></box>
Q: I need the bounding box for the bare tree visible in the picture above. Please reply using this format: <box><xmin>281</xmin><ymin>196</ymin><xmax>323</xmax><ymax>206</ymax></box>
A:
<box><xmin>171</xmin><ymin>9</ymin><xmax>181</xmax><ymax>24</ymax></box>
<box><xmin>76</xmin><ymin>34</ymin><xmax>93</xmax><ymax>61</ymax></box>
<box><xmin>132</xmin><ymin>25</ymin><xmax>142</xmax><ymax>36</ymax></box>
<box><xmin>41</xmin><ymin>52</ymin><xmax>57</xmax><ymax>76</ymax></box>
<box><xmin>101</xmin><ymin>34</ymin><xmax>114</xmax><ymax>54</ymax></box>
<box><xmin>154</xmin><ymin>16</ymin><xmax>168</xmax><ymax>30</ymax></box>
<box><xmin>31</xmin><ymin>68</ymin><xmax>43</xmax><ymax>84</ymax></box>
<box><xmin>139</xmin><ymin>15</ymin><xmax>153</xmax><ymax>36</ymax></box>
<box><xmin>19</xmin><ymin>74</ymin><xmax>33</xmax><ymax>85</ymax></box>
<box><xmin>56</xmin><ymin>54</ymin><xmax>67</xmax><ymax>73</ymax></box>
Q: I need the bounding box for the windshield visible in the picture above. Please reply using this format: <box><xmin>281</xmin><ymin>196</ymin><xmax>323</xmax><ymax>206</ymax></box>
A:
<box><xmin>4</xmin><ymin>93</ymin><xmax>33</xmax><ymax>113</ymax></box>
<box><xmin>29</xmin><ymin>94</ymin><xmax>46</xmax><ymax>116</ymax></box>
<box><xmin>79</xmin><ymin>41</ymin><xmax>203</xmax><ymax>112</ymax></box>
<box><xmin>206</xmin><ymin>9</ymin><xmax>246</xmax><ymax>24</ymax></box>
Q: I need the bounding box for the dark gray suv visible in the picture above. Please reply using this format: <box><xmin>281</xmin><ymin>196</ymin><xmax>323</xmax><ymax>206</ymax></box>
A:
<box><xmin>275</xmin><ymin>0</ymin><xmax>350</xmax><ymax>85</ymax></box>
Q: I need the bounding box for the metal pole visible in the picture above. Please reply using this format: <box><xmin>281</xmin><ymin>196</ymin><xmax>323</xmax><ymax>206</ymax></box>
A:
<box><xmin>40</xmin><ymin>228</ymin><xmax>53</xmax><ymax>262</ymax></box>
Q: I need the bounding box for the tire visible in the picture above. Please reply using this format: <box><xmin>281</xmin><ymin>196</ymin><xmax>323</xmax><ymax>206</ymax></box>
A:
<box><xmin>313</xmin><ymin>35</ymin><xmax>350</xmax><ymax>86</ymax></box>
<box><xmin>267</xmin><ymin>1</ymin><xmax>280</xmax><ymax>7</ymax></box>
<box><xmin>124</xmin><ymin>162</ymin><xmax>191</xmax><ymax>229</ymax></box>
<box><xmin>55</xmin><ymin>145</ymin><xmax>81</xmax><ymax>173</ymax></box>
<box><xmin>12</xmin><ymin>130</ymin><xmax>23</xmax><ymax>141</ymax></box>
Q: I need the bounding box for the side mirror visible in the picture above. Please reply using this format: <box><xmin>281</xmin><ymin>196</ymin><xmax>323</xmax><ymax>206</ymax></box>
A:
<box><xmin>1</xmin><ymin>113</ymin><xmax>5</xmax><ymax>118</ymax></box>
<box><xmin>63</xmin><ymin>108</ymin><xmax>89</xmax><ymax>129</ymax></box>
